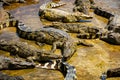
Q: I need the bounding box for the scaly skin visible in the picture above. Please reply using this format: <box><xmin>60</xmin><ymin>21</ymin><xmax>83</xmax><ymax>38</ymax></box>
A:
<box><xmin>0</xmin><ymin>72</ymin><xmax>24</xmax><ymax>80</ymax></box>
<box><xmin>0</xmin><ymin>55</ymin><xmax>35</xmax><ymax>80</ymax></box>
<box><xmin>0</xmin><ymin>56</ymin><xmax>35</xmax><ymax>70</ymax></box>
<box><xmin>17</xmin><ymin>22</ymin><xmax>93</xmax><ymax>61</ymax></box>
<box><xmin>94</xmin><ymin>7</ymin><xmax>114</xmax><ymax>19</ymax></box>
<box><xmin>94</xmin><ymin>7</ymin><xmax>120</xmax><ymax>44</ymax></box>
<box><xmin>0</xmin><ymin>3</ymin><xmax>10</xmax><ymax>25</ymax></box>
<box><xmin>73</xmin><ymin>0</ymin><xmax>92</xmax><ymax>15</ymax></box>
<box><xmin>0</xmin><ymin>39</ymin><xmax>62</xmax><ymax>62</ymax></box>
<box><xmin>46</xmin><ymin>22</ymin><xmax>101</xmax><ymax>39</ymax></box>
<box><xmin>39</xmin><ymin>2</ymin><xmax>92</xmax><ymax>22</ymax></box>
<box><xmin>0</xmin><ymin>3</ymin><xmax>18</xmax><ymax>29</ymax></box>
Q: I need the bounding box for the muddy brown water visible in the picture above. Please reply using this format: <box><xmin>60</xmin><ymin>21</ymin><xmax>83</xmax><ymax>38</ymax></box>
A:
<box><xmin>0</xmin><ymin>0</ymin><xmax>120</xmax><ymax>80</ymax></box>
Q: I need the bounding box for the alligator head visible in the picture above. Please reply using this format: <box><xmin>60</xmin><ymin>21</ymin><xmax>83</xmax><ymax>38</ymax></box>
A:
<box><xmin>8</xmin><ymin>58</ymin><xmax>35</xmax><ymax>69</ymax></box>
<box><xmin>101</xmin><ymin>32</ymin><xmax>120</xmax><ymax>45</ymax></box>
<box><xmin>74</xmin><ymin>12</ymin><xmax>93</xmax><ymax>20</ymax></box>
<box><xmin>34</xmin><ymin>51</ymin><xmax>63</xmax><ymax>61</ymax></box>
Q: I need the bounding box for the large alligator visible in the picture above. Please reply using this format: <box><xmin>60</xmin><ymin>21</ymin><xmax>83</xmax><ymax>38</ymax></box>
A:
<box><xmin>17</xmin><ymin>21</ymin><xmax>93</xmax><ymax>61</ymax></box>
<box><xmin>73</xmin><ymin>0</ymin><xmax>95</xmax><ymax>15</ymax></box>
<box><xmin>39</xmin><ymin>1</ymin><xmax>92</xmax><ymax>23</ymax></box>
<box><xmin>0</xmin><ymin>39</ymin><xmax>62</xmax><ymax>62</ymax></box>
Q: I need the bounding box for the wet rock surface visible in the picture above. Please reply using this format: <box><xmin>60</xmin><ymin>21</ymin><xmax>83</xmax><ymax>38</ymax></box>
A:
<box><xmin>0</xmin><ymin>0</ymin><xmax>120</xmax><ymax>80</ymax></box>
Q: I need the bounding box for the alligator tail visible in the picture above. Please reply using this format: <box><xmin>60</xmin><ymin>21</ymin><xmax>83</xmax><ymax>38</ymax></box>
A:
<box><xmin>94</xmin><ymin>7</ymin><xmax>114</xmax><ymax>19</ymax></box>
<box><xmin>77</xmin><ymin>32</ymin><xmax>107</xmax><ymax>39</ymax></box>
<box><xmin>0</xmin><ymin>19</ymin><xmax>18</xmax><ymax>30</ymax></box>
<box><xmin>17</xmin><ymin>21</ymin><xmax>36</xmax><ymax>40</ymax></box>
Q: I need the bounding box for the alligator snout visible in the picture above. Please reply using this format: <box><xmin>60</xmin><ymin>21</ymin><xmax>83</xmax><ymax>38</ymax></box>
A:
<box><xmin>9</xmin><ymin>61</ymin><xmax>35</xmax><ymax>69</ymax></box>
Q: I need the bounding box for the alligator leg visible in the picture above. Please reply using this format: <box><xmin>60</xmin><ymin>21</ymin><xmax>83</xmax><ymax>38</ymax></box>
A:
<box><xmin>36</xmin><ymin>42</ymin><xmax>46</xmax><ymax>46</ymax></box>
<box><xmin>51</xmin><ymin>41</ymin><xmax>62</xmax><ymax>53</ymax></box>
<box><xmin>77</xmin><ymin>40</ymin><xmax>93</xmax><ymax>47</ymax></box>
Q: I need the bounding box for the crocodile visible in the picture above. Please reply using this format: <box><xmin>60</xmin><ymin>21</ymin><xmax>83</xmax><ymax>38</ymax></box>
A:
<box><xmin>0</xmin><ymin>55</ymin><xmax>35</xmax><ymax>70</ymax></box>
<box><xmin>0</xmin><ymin>40</ymin><xmax>76</xmax><ymax>79</ymax></box>
<box><xmin>73</xmin><ymin>0</ymin><xmax>95</xmax><ymax>15</ymax></box>
<box><xmin>39</xmin><ymin>2</ymin><xmax>92</xmax><ymax>23</ymax></box>
<box><xmin>47</xmin><ymin>22</ymin><xmax>102</xmax><ymax>38</ymax></box>
<box><xmin>94</xmin><ymin>7</ymin><xmax>120</xmax><ymax>44</ymax></box>
<box><xmin>0</xmin><ymin>39</ymin><xmax>62</xmax><ymax>62</ymax></box>
<box><xmin>17</xmin><ymin>21</ymin><xmax>93</xmax><ymax>61</ymax></box>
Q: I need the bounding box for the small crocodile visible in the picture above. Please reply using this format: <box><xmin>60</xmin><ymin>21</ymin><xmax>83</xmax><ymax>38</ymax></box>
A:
<box><xmin>46</xmin><ymin>22</ymin><xmax>101</xmax><ymax>39</ymax></box>
<box><xmin>73</xmin><ymin>0</ymin><xmax>95</xmax><ymax>15</ymax></box>
<box><xmin>0</xmin><ymin>4</ymin><xmax>18</xmax><ymax>29</ymax></box>
<box><xmin>39</xmin><ymin>2</ymin><xmax>92</xmax><ymax>22</ymax></box>
<box><xmin>0</xmin><ymin>55</ymin><xmax>35</xmax><ymax>70</ymax></box>
<box><xmin>17</xmin><ymin>21</ymin><xmax>93</xmax><ymax>61</ymax></box>
<box><xmin>0</xmin><ymin>39</ymin><xmax>62</xmax><ymax>62</ymax></box>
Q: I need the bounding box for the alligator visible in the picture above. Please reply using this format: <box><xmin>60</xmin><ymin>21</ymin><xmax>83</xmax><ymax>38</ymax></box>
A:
<box><xmin>73</xmin><ymin>0</ymin><xmax>95</xmax><ymax>15</ymax></box>
<box><xmin>94</xmin><ymin>7</ymin><xmax>120</xmax><ymax>44</ymax></box>
<box><xmin>0</xmin><ymin>3</ymin><xmax>10</xmax><ymax>25</ymax></box>
<box><xmin>0</xmin><ymin>3</ymin><xmax>18</xmax><ymax>30</ymax></box>
<box><xmin>39</xmin><ymin>1</ymin><xmax>92</xmax><ymax>23</ymax></box>
<box><xmin>0</xmin><ymin>55</ymin><xmax>35</xmax><ymax>80</ymax></box>
<box><xmin>0</xmin><ymin>72</ymin><xmax>24</xmax><ymax>80</ymax></box>
<box><xmin>47</xmin><ymin>22</ymin><xmax>102</xmax><ymax>37</ymax></box>
<box><xmin>17</xmin><ymin>21</ymin><xmax>93</xmax><ymax>61</ymax></box>
<box><xmin>0</xmin><ymin>55</ymin><xmax>35</xmax><ymax>70</ymax></box>
<box><xmin>94</xmin><ymin>7</ymin><xmax>114</xmax><ymax>19</ymax></box>
<box><xmin>0</xmin><ymin>39</ymin><xmax>62</xmax><ymax>62</ymax></box>
<box><xmin>0</xmin><ymin>0</ymin><xmax>25</xmax><ymax>5</ymax></box>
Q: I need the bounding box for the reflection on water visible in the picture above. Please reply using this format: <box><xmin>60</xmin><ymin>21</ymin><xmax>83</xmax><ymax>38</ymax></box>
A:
<box><xmin>0</xmin><ymin>0</ymin><xmax>120</xmax><ymax>80</ymax></box>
